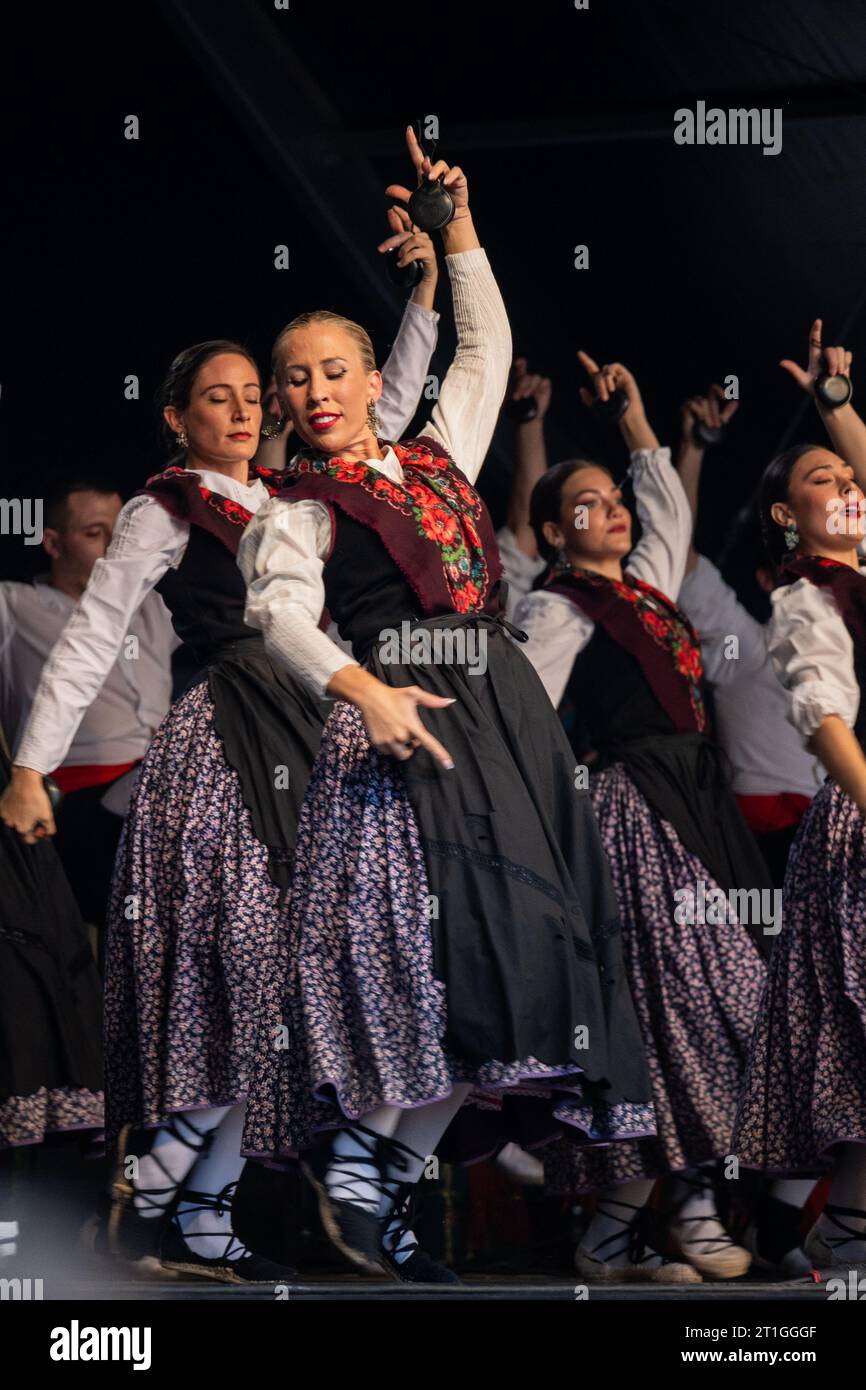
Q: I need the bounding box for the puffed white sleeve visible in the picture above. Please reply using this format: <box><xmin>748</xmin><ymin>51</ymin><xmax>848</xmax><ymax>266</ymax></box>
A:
<box><xmin>417</xmin><ymin>248</ymin><xmax>512</xmax><ymax>485</ymax></box>
<box><xmin>376</xmin><ymin>300</ymin><xmax>439</xmax><ymax>442</ymax></box>
<box><xmin>513</xmin><ymin>590</ymin><xmax>595</xmax><ymax>709</ymax></box>
<box><xmin>14</xmin><ymin>496</ymin><xmax>186</xmax><ymax>775</ymax></box>
<box><xmin>624</xmin><ymin>447</ymin><xmax>693</xmax><ymax>599</ymax></box>
<box><xmin>767</xmin><ymin>578</ymin><xmax>860</xmax><ymax>738</ymax></box>
<box><xmin>238</xmin><ymin>496</ymin><xmax>360</xmax><ymax>699</ymax></box>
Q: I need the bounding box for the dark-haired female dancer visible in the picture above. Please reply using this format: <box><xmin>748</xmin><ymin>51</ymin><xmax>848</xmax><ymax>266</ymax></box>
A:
<box><xmin>0</xmin><ymin>253</ymin><xmax>440</xmax><ymax>1281</ymax></box>
<box><xmin>237</xmin><ymin>131</ymin><xmax>654</xmax><ymax>1283</ymax></box>
<box><xmin>733</xmin><ymin>326</ymin><xmax>866</xmax><ymax>1269</ymax></box>
<box><xmin>513</xmin><ymin>355</ymin><xmax>771</xmax><ymax>1282</ymax></box>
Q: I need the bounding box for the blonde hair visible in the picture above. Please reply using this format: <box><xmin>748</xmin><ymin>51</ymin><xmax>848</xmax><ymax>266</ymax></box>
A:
<box><xmin>272</xmin><ymin>310</ymin><xmax>377</xmax><ymax>381</ymax></box>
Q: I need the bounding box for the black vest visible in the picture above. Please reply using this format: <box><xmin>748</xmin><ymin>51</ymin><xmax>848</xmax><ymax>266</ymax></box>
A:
<box><xmin>559</xmin><ymin>626</ymin><xmax>677</xmax><ymax>763</ymax></box>
<box><xmin>324</xmin><ymin>513</ymin><xmax>424</xmax><ymax>660</ymax></box>
<box><xmin>155</xmin><ymin>524</ymin><xmax>259</xmax><ymax>662</ymax></box>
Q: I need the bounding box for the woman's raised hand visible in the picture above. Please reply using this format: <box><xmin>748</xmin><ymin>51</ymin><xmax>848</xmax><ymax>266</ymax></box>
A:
<box><xmin>780</xmin><ymin>318</ymin><xmax>852</xmax><ymax>397</ymax></box>
<box><xmin>385</xmin><ymin>125</ymin><xmax>470</xmax><ymax>224</ymax></box>
<box><xmin>377</xmin><ymin>205</ymin><xmax>438</xmax><ymax>288</ymax></box>
<box><xmin>576</xmin><ymin>350</ymin><xmax>643</xmax><ymax>414</ymax></box>
<box><xmin>507</xmin><ymin>357</ymin><xmax>552</xmax><ymax>419</ymax></box>
<box><xmin>680</xmin><ymin>384</ymin><xmax>739</xmax><ymax>441</ymax></box>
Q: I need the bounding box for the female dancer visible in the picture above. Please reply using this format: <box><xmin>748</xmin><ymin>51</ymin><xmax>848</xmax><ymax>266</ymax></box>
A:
<box><xmin>733</xmin><ymin>327</ymin><xmax>866</xmax><ymax>1269</ymax></box>
<box><xmin>513</xmin><ymin>354</ymin><xmax>771</xmax><ymax>1282</ymax></box>
<box><xmin>237</xmin><ymin>129</ymin><xmax>654</xmax><ymax>1284</ymax></box>
<box><xmin>0</xmin><ymin>229</ymin><xmax>440</xmax><ymax>1283</ymax></box>
<box><xmin>0</xmin><ymin>727</ymin><xmax>103</xmax><ymax>1259</ymax></box>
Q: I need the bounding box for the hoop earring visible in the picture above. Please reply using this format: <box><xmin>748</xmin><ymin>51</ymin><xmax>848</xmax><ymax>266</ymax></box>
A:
<box><xmin>784</xmin><ymin>523</ymin><xmax>800</xmax><ymax>551</ymax></box>
<box><xmin>366</xmin><ymin>401</ymin><xmax>380</xmax><ymax>434</ymax></box>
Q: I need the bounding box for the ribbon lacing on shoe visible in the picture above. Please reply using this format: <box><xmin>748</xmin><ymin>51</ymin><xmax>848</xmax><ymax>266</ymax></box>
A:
<box><xmin>174</xmin><ymin>1180</ymin><xmax>247</xmax><ymax>1262</ymax></box>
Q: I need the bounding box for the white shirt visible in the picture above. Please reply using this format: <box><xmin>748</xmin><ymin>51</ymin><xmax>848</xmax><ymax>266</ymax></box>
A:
<box><xmin>512</xmin><ymin>448</ymin><xmax>691</xmax><ymax>708</ymax></box>
<box><xmin>677</xmin><ymin>555</ymin><xmax>823</xmax><ymax>798</ymax></box>
<box><xmin>239</xmin><ymin>248</ymin><xmax>513</xmax><ymax>698</ymax></box>
<box><xmin>495</xmin><ymin>525</ymin><xmax>546</xmax><ymax>615</ymax></box>
<box><xmin>11</xmin><ymin>284</ymin><xmax>456</xmax><ymax>777</ymax></box>
<box><xmin>0</xmin><ymin>578</ymin><xmax>176</xmax><ymax>772</ymax></box>
<box><xmin>767</xmin><ymin>575</ymin><xmax>861</xmax><ymax>740</ymax></box>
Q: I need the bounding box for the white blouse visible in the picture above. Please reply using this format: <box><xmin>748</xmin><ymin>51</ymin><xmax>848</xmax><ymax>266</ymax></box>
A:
<box><xmin>512</xmin><ymin>448</ymin><xmax>691</xmax><ymax>708</ymax></box>
<box><xmin>767</xmin><ymin>576</ymin><xmax>860</xmax><ymax>740</ymax></box>
<box><xmin>238</xmin><ymin>248</ymin><xmax>513</xmax><ymax>698</ymax></box>
<box><xmin>14</xmin><ymin>301</ymin><xmax>440</xmax><ymax>777</ymax></box>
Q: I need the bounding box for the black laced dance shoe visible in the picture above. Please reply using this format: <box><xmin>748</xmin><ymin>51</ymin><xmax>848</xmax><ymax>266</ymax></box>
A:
<box><xmin>301</xmin><ymin>1124</ymin><xmax>389</xmax><ymax>1274</ymax></box>
<box><xmin>379</xmin><ymin>1183</ymin><xmax>461</xmax><ymax>1285</ymax></box>
<box><xmin>104</xmin><ymin>1116</ymin><xmax>212</xmax><ymax>1275</ymax></box>
<box><xmin>159</xmin><ymin>1181</ymin><xmax>298</xmax><ymax>1284</ymax></box>
<box><xmin>302</xmin><ymin>1125</ymin><xmax>459</xmax><ymax>1281</ymax></box>
<box><xmin>804</xmin><ymin>1203</ymin><xmax>866</xmax><ymax>1272</ymax></box>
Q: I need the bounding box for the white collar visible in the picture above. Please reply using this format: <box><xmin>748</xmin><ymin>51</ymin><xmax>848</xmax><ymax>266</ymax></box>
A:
<box><xmin>188</xmin><ymin>468</ymin><xmax>270</xmax><ymax>502</ymax></box>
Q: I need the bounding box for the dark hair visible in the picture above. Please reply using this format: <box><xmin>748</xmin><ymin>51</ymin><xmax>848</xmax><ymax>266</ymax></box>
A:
<box><xmin>156</xmin><ymin>339</ymin><xmax>260</xmax><ymax>450</ymax></box>
<box><xmin>529</xmin><ymin>457</ymin><xmax>613</xmax><ymax>562</ymax></box>
<box><xmin>757</xmin><ymin>441</ymin><xmax>825</xmax><ymax>572</ymax></box>
<box><xmin>44</xmin><ymin>476</ymin><xmax>121</xmax><ymax>531</ymax></box>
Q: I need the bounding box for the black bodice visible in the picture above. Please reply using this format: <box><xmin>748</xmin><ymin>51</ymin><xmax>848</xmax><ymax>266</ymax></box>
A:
<box><xmin>324</xmin><ymin>513</ymin><xmax>427</xmax><ymax>660</ymax></box>
<box><xmin>559</xmin><ymin>625</ymin><xmax>678</xmax><ymax>763</ymax></box>
<box><xmin>155</xmin><ymin>524</ymin><xmax>260</xmax><ymax>662</ymax></box>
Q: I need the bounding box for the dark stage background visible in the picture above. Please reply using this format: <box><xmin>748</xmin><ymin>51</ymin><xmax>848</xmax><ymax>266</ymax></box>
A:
<box><xmin>4</xmin><ymin>0</ymin><xmax>866</xmax><ymax>585</ymax></box>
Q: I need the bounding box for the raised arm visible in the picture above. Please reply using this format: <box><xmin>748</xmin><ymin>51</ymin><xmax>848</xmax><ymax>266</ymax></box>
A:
<box><xmin>504</xmin><ymin>358</ymin><xmax>552</xmax><ymax>557</ymax></box>
<box><xmin>781</xmin><ymin>318</ymin><xmax>866</xmax><ymax>487</ymax></box>
<box><xmin>675</xmin><ymin>385</ymin><xmax>740</xmax><ymax>574</ymax></box>
<box><xmin>383</xmin><ymin>128</ymin><xmax>511</xmax><ymax>484</ymax></box>
<box><xmin>573</xmin><ymin>353</ymin><xmax>691</xmax><ymax>597</ymax></box>
<box><xmin>374</xmin><ymin>210</ymin><xmax>440</xmax><ymax>441</ymax></box>
<box><xmin>0</xmin><ymin>497</ymin><xmax>184</xmax><ymax>841</ymax></box>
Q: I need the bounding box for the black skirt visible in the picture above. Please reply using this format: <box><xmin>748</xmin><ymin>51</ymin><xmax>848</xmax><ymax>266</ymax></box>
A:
<box><xmin>368</xmin><ymin>612</ymin><xmax>652</xmax><ymax>1109</ymax></box>
<box><xmin>0</xmin><ymin>746</ymin><xmax>104</xmax><ymax>1144</ymax></box>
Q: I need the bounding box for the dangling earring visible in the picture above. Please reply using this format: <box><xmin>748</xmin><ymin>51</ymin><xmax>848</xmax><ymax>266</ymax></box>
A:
<box><xmin>175</xmin><ymin>430</ymin><xmax>188</xmax><ymax>449</ymax></box>
<box><xmin>366</xmin><ymin>401</ymin><xmax>380</xmax><ymax>434</ymax></box>
<box><xmin>554</xmin><ymin>546</ymin><xmax>571</xmax><ymax>573</ymax></box>
<box><xmin>784</xmin><ymin>522</ymin><xmax>800</xmax><ymax>550</ymax></box>
<box><xmin>260</xmin><ymin>417</ymin><xmax>284</xmax><ymax>440</ymax></box>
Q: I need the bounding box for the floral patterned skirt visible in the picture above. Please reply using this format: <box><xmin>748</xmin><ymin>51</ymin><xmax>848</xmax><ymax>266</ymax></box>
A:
<box><xmin>103</xmin><ymin>679</ymin><xmax>295</xmax><ymax>1145</ymax></box>
<box><xmin>732</xmin><ymin>779</ymin><xmax>866</xmax><ymax>1172</ymax></box>
<box><xmin>545</xmin><ymin>765</ymin><xmax>767</xmax><ymax>1194</ymax></box>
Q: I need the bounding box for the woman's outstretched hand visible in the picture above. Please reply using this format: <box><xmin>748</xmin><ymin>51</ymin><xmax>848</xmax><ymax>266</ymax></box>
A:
<box><xmin>0</xmin><ymin>768</ymin><xmax>56</xmax><ymax>844</ymax></box>
<box><xmin>325</xmin><ymin>663</ymin><xmax>456</xmax><ymax>768</ymax></box>
<box><xmin>680</xmin><ymin>384</ymin><xmax>739</xmax><ymax>444</ymax></box>
<box><xmin>507</xmin><ymin>356</ymin><xmax>552</xmax><ymax>420</ymax></box>
<box><xmin>385</xmin><ymin>125</ymin><xmax>470</xmax><ymax>224</ymax></box>
<box><xmin>358</xmin><ymin>682</ymin><xmax>456</xmax><ymax>768</ymax></box>
<box><xmin>780</xmin><ymin>317</ymin><xmax>852</xmax><ymax>398</ymax></box>
<box><xmin>577</xmin><ymin>350</ymin><xmax>659</xmax><ymax>450</ymax></box>
<box><xmin>377</xmin><ymin>206</ymin><xmax>438</xmax><ymax>282</ymax></box>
